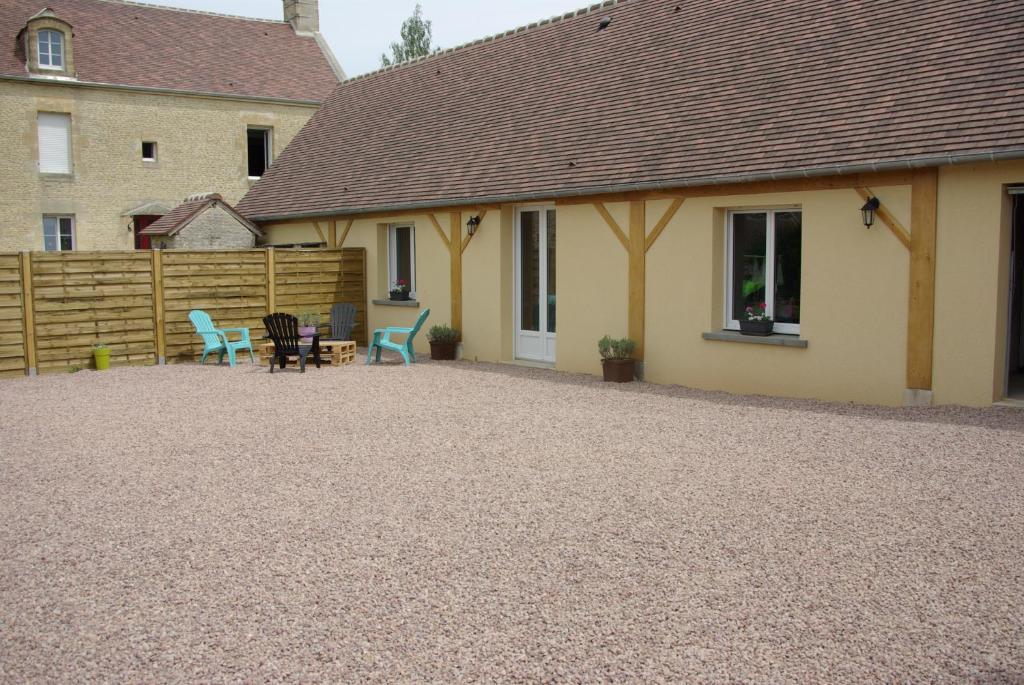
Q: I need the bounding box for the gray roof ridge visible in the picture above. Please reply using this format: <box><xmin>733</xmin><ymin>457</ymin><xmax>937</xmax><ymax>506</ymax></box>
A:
<box><xmin>341</xmin><ymin>0</ymin><xmax>625</xmax><ymax>84</ymax></box>
<box><xmin>91</xmin><ymin>0</ymin><xmax>287</xmax><ymax>25</ymax></box>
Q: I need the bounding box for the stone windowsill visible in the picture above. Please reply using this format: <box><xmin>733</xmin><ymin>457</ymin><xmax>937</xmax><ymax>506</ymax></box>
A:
<box><xmin>702</xmin><ymin>330</ymin><xmax>808</xmax><ymax>348</ymax></box>
<box><xmin>372</xmin><ymin>298</ymin><xmax>420</xmax><ymax>308</ymax></box>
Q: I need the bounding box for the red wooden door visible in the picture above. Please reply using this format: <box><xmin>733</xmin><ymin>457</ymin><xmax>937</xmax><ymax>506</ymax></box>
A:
<box><xmin>133</xmin><ymin>215</ymin><xmax>158</xmax><ymax>250</ymax></box>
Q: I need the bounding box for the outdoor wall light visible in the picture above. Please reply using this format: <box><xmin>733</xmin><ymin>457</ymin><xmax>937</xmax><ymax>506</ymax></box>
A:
<box><xmin>467</xmin><ymin>215</ymin><xmax>481</xmax><ymax>236</ymax></box>
<box><xmin>861</xmin><ymin>196</ymin><xmax>880</xmax><ymax>228</ymax></box>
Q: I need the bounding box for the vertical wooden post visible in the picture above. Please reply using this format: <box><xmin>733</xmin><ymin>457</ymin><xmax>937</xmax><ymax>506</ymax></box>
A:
<box><xmin>151</xmin><ymin>250</ymin><xmax>166</xmax><ymax>364</ymax></box>
<box><xmin>19</xmin><ymin>251</ymin><xmax>36</xmax><ymax>376</ymax></box>
<box><xmin>328</xmin><ymin>219</ymin><xmax>337</xmax><ymax>248</ymax></box>
<box><xmin>450</xmin><ymin>211</ymin><xmax>463</xmax><ymax>334</ymax></box>
<box><xmin>628</xmin><ymin>201</ymin><xmax>646</xmax><ymax>360</ymax></box>
<box><xmin>906</xmin><ymin>167</ymin><xmax>938</xmax><ymax>398</ymax></box>
<box><xmin>266</xmin><ymin>247</ymin><xmax>276</xmax><ymax>313</ymax></box>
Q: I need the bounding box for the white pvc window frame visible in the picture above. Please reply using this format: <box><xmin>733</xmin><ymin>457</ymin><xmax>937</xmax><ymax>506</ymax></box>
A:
<box><xmin>725</xmin><ymin>208</ymin><xmax>802</xmax><ymax>335</ymax></box>
<box><xmin>246</xmin><ymin>127</ymin><xmax>272</xmax><ymax>180</ymax></box>
<box><xmin>42</xmin><ymin>215</ymin><xmax>75</xmax><ymax>252</ymax></box>
<box><xmin>387</xmin><ymin>224</ymin><xmax>416</xmax><ymax>298</ymax></box>
<box><xmin>37</xmin><ymin>29</ymin><xmax>64</xmax><ymax>70</ymax></box>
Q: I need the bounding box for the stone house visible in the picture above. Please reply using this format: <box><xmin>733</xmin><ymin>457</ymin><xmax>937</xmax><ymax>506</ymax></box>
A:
<box><xmin>0</xmin><ymin>0</ymin><xmax>341</xmax><ymax>252</ymax></box>
<box><xmin>138</xmin><ymin>193</ymin><xmax>261</xmax><ymax>249</ymax></box>
<box><xmin>239</xmin><ymin>0</ymin><xmax>1024</xmax><ymax>407</ymax></box>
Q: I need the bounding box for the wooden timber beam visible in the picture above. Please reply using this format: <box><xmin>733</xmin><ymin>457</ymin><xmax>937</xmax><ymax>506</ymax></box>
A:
<box><xmin>557</xmin><ymin>170</ymin><xmax>917</xmax><ymax>207</ymax></box>
<box><xmin>450</xmin><ymin>212</ymin><xmax>463</xmax><ymax>334</ymax></box>
<box><xmin>645</xmin><ymin>198</ymin><xmax>685</xmax><ymax>253</ymax></box>
<box><xmin>311</xmin><ymin>220</ymin><xmax>326</xmax><ymax>244</ymax></box>
<box><xmin>337</xmin><ymin>219</ymin><xmax>353</xmax><ymax>248</ymax></box>
<box><xmin>628</xmin><ymin>201</ymin><xmax>646</xmax><ymax>360</ymax></box>
<box><xmin>906</xmin><ymin>168</ymin><xmax>938</xmax><ymax>392</ymax></box>
<box><xmin>461</xmin><ymin>209</ymin><xmax>488</xmax><ymax>254</ymax></box>
<box><xmin>428</xmin><ymin>213</ymin><xmax>450</xmax><ymax>248</ymax></box>
<box><xmin>855</xmin><ymin>188</ymin><xmax>911</xmax><ymax>250</ymax></box>
<box><xmin>594</xmin><ymin>202</ymin><xmax>629</xmax><ymax>251</ymax></box>
<box><xmin>328</xmin><ymin>219</ymin><xmax>337</xmax><ymax>248</ymax></box>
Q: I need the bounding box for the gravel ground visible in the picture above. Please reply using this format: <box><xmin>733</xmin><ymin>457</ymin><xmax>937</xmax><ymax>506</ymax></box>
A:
<box><xmin>1</xmin><ymin>358</ymin><xmax>1022</xmax><ymax>683</ymax></box>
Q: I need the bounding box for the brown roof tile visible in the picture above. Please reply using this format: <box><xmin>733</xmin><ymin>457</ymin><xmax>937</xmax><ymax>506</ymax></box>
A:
<box><xmin>140</xmin><ymin>193</ymin><xmax>262</xmax><ymax>236</ymax></box>
<box><xmin>0</xmin><ymin>0</ymin><xmax>340</xmax><ymax>101</ymax></box>
<box><xmin>237</xmin><ymin>0</ymin><xmax>1024</xmax><ymax>220</ymax></box>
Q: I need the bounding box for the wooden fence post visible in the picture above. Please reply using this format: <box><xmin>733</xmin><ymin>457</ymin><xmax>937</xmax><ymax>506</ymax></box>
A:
<box><xmin>19</xmin><ymin>251</ymin><xmax>36</xmax><ymax>376</ymax></box>
<box><xmin>266</xmin><ymin>247</ymin><xmax>276</xmax><ymax>313</ymax></box>
<box><xmin>151</xmin><ymin>249</ymin><xmax>166</xmax><ymax>365</ymax></box>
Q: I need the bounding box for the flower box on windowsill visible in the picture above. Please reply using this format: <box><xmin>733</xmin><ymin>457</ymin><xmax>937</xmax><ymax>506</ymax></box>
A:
<box><xmin>739</xmin><ymin>319</ymin><xmax>774</xmax><ymax>336</ymax></box>
<box><xmin>389</xmin><ymin>291</ymin><xmax>411</xmax><ymax>302</ymax></box>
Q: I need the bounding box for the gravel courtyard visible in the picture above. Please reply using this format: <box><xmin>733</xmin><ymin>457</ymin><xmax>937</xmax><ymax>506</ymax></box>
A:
<box><xmin>1</xmin><ymin>360</ymin><xmax>1022</xmax><ymax>682</ymax></box>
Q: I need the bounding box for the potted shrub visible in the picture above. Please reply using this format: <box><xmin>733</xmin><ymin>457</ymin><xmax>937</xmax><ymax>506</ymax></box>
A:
<box><xmin>598</xmin><ymin>335</ymin><xmax>636</xmax><ymax>382</ymax></box>
<box><xmin>427</xmin><ymin>324</ymin><xmax>459</xmax><ymax>360</ymax></box>
<box><xmin>389</xmin><ymin>279</ymin><xmax>411</xmax><ymax>301</ymax></box>
<box><xmin>739</xmin><ymin>302</ymin><xmax>774</xmax><ymax>336</ymax></box>
<box><xmin>93</xmin><ymin>343</ymin><xmax>110</xmax><ymax>371</ymax></box>
<box><xmin>298</xmin><ymin>311</ymin><xmax>319</xmax><ymax>339</ymax></box>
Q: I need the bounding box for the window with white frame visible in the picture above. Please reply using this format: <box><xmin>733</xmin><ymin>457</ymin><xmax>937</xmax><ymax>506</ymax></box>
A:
<box><xmin>388</xmin><ymin>224</ymin><xmax>416</xmax><ymax>297</ymax></box>
<box><xmin>43</xmin><ymin>215</ymin><xmax>74</xmax><ymax>252</ymax></box>
<box><xmin>37</xmin><ymin>29</ymin><xmax>64</xmax><ymax>70</ymax></box>
<box><xmin>726</xmin><ymin>209</ymin><xmax>802</xmax><ymax>334</ymax></box>
<box><xmin>142</xmin><ymin>141</ymin><xmax>157</xmax><ymax>162</ymax></box>
<box><xmin>37</xmin><ymin>112</ymin><xmax>71</xmax><ymax>174</ymax></box>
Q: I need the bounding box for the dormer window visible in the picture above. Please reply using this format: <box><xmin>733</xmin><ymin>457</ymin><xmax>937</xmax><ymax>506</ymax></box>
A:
<box><xmin>23</xmin><ymin>10</ymin><xmax>74</xmax><ymax>77</ymax></box>
<box><xmin>37</xmin><ymin>29</ymin><xmax>63</xmax><ymax>69</ymax></box>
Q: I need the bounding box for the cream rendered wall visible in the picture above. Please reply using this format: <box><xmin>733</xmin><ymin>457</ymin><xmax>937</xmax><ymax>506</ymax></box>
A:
<box><xmin>643</xmin><ymin>188</ymin><xmax>911</xmax><ymax>405</ymax></box>
<box><xmin>553</xmin><ymin>202</ymin><xmax>630</xmax><ymax>375</ymax></box>
<box><xmin>259</xmin><ymin>162</ymin><xmax>1024</xmax><ymax>406</ymax></box>
<box><xmin>263</xmin><ymin>214</ymin><xmax>453</xmax><ymax>357</ymax></box>
<box><xmin>932</xmin><ymin>160</ymin><xmax>1024</xmax><ymax>406</ymax></box>
<box><xmin>0</xmin><ymin>80</ymin><xmax>316</xmax><ymax>250</ymax></box>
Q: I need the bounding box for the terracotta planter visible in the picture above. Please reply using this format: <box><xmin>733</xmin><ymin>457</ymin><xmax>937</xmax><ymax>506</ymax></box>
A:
<box><xmin>430</xmin><ymin>340</ymin><xmax>457</xmax><ymax>360</ymax></box>
<box><xmin>602</xmin><ymin>358</ymin><xmax>635</xmax><ymax>383</ymax></box>
<box><xmin>739</xmin><ymin>319</ymin><xmax>774</xmax><ymax>336</ymax></box>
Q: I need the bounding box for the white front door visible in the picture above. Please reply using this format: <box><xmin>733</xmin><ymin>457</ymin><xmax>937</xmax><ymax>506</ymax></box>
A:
<box><xmin>515</xmin><ymin>207</ymin><xmax>556</xmax><ymax>362</ymax></box>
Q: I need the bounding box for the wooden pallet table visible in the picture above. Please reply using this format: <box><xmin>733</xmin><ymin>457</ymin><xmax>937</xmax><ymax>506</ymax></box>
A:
<box><xmin>258</xmin><ymin>340</ymin><xmax>357</xmax><ymax>367</ymax></box>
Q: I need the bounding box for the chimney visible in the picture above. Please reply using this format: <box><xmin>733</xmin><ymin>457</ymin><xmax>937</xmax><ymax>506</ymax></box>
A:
<box><xmin>283</xmin><ymin>0</ymin><xmax>318</xmax><ymax>33</ymax></box>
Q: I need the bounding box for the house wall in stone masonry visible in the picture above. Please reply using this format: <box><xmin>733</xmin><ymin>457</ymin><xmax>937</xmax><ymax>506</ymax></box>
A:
<box><xmin>0</xmin><ymin>80</ymin><xmax>316</xmax><ymax>250</ymax></box>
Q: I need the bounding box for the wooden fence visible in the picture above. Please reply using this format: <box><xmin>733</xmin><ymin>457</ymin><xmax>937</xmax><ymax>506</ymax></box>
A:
<box><xmin>0</xmin><ymin>248</ymin><xmax>366</xmax><ymax>375</ymax></box>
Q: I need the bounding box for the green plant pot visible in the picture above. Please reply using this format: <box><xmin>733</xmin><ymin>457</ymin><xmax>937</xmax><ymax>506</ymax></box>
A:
<box><xmin>93</xmin><ymin>347</ymin><xmax>111</xmax><ymax>371</ymax></box>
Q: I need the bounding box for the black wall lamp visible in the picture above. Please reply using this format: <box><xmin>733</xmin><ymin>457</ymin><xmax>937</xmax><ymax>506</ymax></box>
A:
<box><xmin>861</xmin><ymin>196</ymin><xmax>880</xmax><ymax>228</ymax></box>
<box><xmin>466</xmin><ymin>215</ymin><xmax>481</xmax><ymax>236</ymax></box>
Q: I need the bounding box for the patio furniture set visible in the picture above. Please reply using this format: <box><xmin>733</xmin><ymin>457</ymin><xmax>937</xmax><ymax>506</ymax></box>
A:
<box><xmin>187</xmin><ymin>306</ymin><xmax>431</xmax><ymax>371</ymax></box>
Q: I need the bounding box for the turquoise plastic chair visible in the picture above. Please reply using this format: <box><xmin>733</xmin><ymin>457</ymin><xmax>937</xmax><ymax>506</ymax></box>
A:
<box><xmin>188</xmin><ymin>309</ymin><xmax>255</xmax><ymax>367</ymax></box>
<box><xmin>366</xmin><ymin>308</ymin><xmax>430</xmax><ymax>366</ymax></box>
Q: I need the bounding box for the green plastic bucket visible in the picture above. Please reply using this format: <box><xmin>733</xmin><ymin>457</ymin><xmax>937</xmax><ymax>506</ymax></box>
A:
<box><xmin>93</xmin><ymin>347</ymin><xmax>111</xmax><ymax>371</ymax></box>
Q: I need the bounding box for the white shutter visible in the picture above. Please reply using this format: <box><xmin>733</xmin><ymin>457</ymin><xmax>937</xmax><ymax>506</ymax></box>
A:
<box><xmin>37</xmin><ymin>113</ymin><xmax>71</xmax><ymax>174</ymax></box>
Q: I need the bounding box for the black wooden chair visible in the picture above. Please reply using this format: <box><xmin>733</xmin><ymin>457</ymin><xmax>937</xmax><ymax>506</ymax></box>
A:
<box><xmin>321</xmin><ymin>302</ymin><xmax>357</xmax><ymax>342</ymax></box>
<box><xmin>263</xmin><ymin>313</ymin><xmax>320</xmax><ymax>373</ymax></box>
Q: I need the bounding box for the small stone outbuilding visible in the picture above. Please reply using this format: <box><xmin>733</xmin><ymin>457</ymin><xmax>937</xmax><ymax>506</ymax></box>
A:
<box><xmin>140</xmin><ymin>194</ymin><xmax>262</xmax><ymax>249</ymax></box>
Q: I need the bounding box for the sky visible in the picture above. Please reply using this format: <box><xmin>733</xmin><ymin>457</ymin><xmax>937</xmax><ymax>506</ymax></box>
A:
<box><xmin>132</xmin><ymin>0</ymin><xmax>588</xmax><ymax>77</ymax></box>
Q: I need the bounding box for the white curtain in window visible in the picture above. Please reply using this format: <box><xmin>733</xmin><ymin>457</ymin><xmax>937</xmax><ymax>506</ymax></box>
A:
<box><xmin>37</xmin><ymin>112</ymin><xmax>71</xmax><ymax>174</ymax></box>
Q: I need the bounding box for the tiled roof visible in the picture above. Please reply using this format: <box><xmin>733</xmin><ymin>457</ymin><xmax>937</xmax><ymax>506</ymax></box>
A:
<box><xmin>140</xmin><ymin>193</ymin><xmax>262</xmax><ymax>236</ymax></box>
<box><xmin>237</xmin><ymin>0</ymin><xmax>1024</xmax><ymax>220</ymax></box>
<box><xmin>0</xmin><ymin>0</ymin><xmax>341</xmax><ymax>101</ymax></box>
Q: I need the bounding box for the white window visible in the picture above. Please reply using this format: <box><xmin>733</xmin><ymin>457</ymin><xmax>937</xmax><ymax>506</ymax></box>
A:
<box><xmin>37</xmin><ymin>112</ymin><xmax>71</xmax><ymax>174</ymax></box>
<box><xmin>37</xmin><ymin>29</ymin><xmax>63</xmax><ymax>70</ymax></box>
<box><xmin>726</xmin><ymin>209</ymin><xmax>802</xmax><ymax>334</ymax></box>
<box><xmin>247</xmin><ymin>127</ymin><xmax>271</xmax><ymax>178</ymax></box>
<box><xmin>142</xmin><ymin>141</ymin><xmax>157</xmax><ymax>162</ymax></box>
<box><xmin>388</xmin><ymin>224</ymin><xmax>416</xmax><ymax>297</ymax></box>
<box><xmin>43</xmin><ymin>216</ymin><xmax>74</xmax><ymax>252</ymax></box>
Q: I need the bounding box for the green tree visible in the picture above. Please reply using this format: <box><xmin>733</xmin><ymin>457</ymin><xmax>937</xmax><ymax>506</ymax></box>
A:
<box><xmin>380</xmin><ymin>4</ymin><xmax>435</xmax><ymax>67</ymax></box>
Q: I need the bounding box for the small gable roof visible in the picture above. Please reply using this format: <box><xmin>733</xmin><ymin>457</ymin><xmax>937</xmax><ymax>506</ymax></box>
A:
<box><xmin>237</xmin><ymin>0</ymin><xmax>1024</xmax><ymax>221</ymax></box>
<box><xmin>140</xmin><ymin>193</ymin><xmax>263</xmax><ymax>237</ymax></box>
<box><xmin>1</xmin><ymin>0</ymin><xmax>341</xmax><ymax>102</ymax></box>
